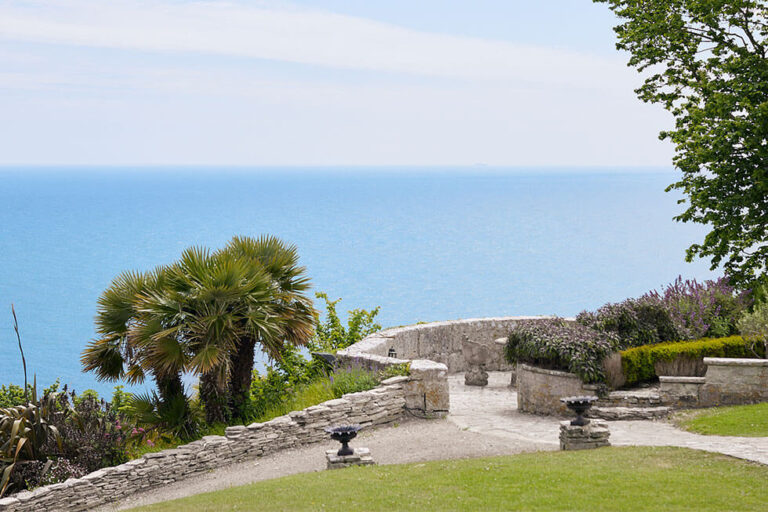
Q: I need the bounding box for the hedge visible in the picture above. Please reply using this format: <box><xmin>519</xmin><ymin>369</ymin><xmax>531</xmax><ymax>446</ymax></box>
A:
<box><xmin>620</xmin><ymin>336</ymin><xmax>765</xmax><ymax>386</ymax></box>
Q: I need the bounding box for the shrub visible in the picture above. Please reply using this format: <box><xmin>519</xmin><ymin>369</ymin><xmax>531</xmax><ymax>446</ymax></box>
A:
<box><xmin>577</xmin><ymin>296</ymin><xmax>681</xmax><ymax>348</ymax></box>
<box><xmin>310</xmin><ymin>292</ymin><xmax>381</xmax><ymax>353</ymax></box>
<box><xmin>328</xmin><ymin>366</ymin><xmax>379</xmax><ymax>396</ymax></box>
<box><xmin>620</xmin><ymin>336</ymin><xmax>764</xmax><ymax>386</ymax></box>
<box><xmin>737</xmin><ymin>302</ymin><xmax>768</xmax><ymax>357</ymax></box>
<box><xmin>49</xmin><ymin>391</ymin><xmax>129</xmax><ymax>473</ymax></box>
<box><xmin>0</xmin><ymin>391</ymin><xmax>62</xmax><ymax>496</ymax></box>
<box><xmin>8</xmin><ymin>459</ymin><xmax>87</xmax><ymax>492</ymax></box>
<box><xmin>379</xmin><ymin>363</ymin><xmax>411</xmax><ymax>381</ymax></box>
<box><xmin>252</xmin><ymin>366</ymin><xmax>383</xmax><ymax>423</ymax></box>
<box><xmin>645</xmin><ymin>276</ymin><xmax>752</xmax><ymax>339</ymax></box>
<box><xmin>504</xmin><ymin>318</ymin><xmax>617</xmax><ymax>383</ymax></box>
<box><xmin>246</xmin><ymin>293</ymin><xmax>382</xmax><ymax>422</ymax></box>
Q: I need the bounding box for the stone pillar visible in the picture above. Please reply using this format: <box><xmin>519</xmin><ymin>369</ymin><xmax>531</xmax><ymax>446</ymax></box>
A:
<box><xmin>559</xmin><ymin>420</ymin><xmax>610</xmax><ymax>451</ymax></box>
<box><xmin>403</xmin><ymin>359</ymin><xmax>450</xmax><ymax>418</ymax></box>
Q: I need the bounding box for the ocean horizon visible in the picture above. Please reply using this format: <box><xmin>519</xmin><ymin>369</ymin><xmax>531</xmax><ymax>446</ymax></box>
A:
<box><xmin>0</xmin><ymin>167</ymin><xmax>715</xmax><ymax>396</ymax></box>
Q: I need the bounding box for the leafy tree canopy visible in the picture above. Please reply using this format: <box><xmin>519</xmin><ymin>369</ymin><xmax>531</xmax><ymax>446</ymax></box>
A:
<box><xmin>597</xmin><ymin>0</ymin><xmax>768</xmax><ymax>287</ymax></box>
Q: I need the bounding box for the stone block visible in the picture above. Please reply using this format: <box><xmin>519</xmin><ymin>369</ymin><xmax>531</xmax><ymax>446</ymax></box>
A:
<box><xmin>325</xmin><ymin>447</ymin><xmax>375</xmax><ymax>470</ymax></box>
<box><xmin>559</xmin><ymin>420</ymin><xmax>610</xmax><ymax>451</ymax></box>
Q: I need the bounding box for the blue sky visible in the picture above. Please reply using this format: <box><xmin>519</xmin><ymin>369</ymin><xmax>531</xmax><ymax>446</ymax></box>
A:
<box><xmin>0</xmin><ymin>0</ymin><xmax>673</xmax><ymax>166</ymax></box>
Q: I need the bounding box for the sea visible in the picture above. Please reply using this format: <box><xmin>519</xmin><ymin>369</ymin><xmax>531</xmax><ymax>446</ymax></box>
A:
<box><xmin>0</xmin><ymin>167</ymin><xmax>715</xmax><ymax>396</ymax></box>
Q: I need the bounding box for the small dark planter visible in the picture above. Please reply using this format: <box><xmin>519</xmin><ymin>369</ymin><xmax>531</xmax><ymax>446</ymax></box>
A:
<box><xmin>560</xmin><ymin>396</ymin><xmax>598</xmax><ymax>426</ymax></box>
<box><xmin>324</xmin><ymin>425</ymin><xmax>361</xmax><ymax>456</ymax></box>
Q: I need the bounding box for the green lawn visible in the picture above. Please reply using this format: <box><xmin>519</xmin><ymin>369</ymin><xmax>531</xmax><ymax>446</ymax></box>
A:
<box><xmin>675</xmin><ymin>402</ymin><xmax>768</xmax><ymax>437</ymax></box>
<box><xmin>131</xmin><ymin>447</ymin><xmax>768</xmax><ymax>512</ymax></box>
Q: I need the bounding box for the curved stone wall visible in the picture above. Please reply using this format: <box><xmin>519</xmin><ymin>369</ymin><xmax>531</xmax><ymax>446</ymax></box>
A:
<box><xmin>337</xmin><ymin>316</ymin><xmax>552</xmax><ymax>372</ymax></box>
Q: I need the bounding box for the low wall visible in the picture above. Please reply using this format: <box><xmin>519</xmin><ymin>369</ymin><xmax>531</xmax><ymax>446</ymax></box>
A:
<box><xmin>338</xmin><ymin>316</ymin><xmax>552</xmax><ymax>373</ymax></box>
<box><xmin>516</xmin><ymin>364</ymin><xmax>594</xmax><ymax>416</ymax></box>
<box><xmin>699</xmin><ymin>358</ymin><xmax>768</xmax><ymax>406</ymax></box>
<box><xmin>0</xmin><ymin>378</ymin><xmax>408</xmax><ymax>512</ymax></box>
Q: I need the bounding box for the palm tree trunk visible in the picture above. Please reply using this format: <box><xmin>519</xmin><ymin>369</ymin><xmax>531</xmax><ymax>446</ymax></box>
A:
<box><xmin>156</xmin><ymin>373</ymin><xmax>184</xmax><ymax>404</ymax></box>
<box><xmin>228</xmin><ymin>337</ymin><xmax>256</xmax><ymax>420</ymax></box>
<box><xmin>200</xmin><ymin>372</ymin><xmax>229</xmax><ymax>424</ymax></box>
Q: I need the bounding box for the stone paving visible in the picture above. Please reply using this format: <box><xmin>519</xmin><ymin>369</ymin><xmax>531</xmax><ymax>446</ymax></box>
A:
<box><xmin>448</xmin><ymin>372</ymin><xmax>768</xmax><ymax>465</ymax></box>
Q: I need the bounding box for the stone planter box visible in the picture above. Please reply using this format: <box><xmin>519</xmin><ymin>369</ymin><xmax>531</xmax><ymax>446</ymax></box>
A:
<box><xmin>517</xmin><ymin>364</ymin><xmax>593</xmax><ymax>416</ymax></box>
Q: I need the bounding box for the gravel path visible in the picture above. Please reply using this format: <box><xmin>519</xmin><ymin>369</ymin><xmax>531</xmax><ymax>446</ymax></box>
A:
<box><xmin>95</xmin><ymin>371</ymin><xmax>768</xmax><ymax>511</ymax></box>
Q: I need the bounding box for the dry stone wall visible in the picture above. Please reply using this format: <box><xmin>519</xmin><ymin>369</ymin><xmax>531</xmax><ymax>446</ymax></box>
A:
<box><xmin>0</xmin><ymin>378</ymin><xmax>407</xmax><ymax>512</ymax></box>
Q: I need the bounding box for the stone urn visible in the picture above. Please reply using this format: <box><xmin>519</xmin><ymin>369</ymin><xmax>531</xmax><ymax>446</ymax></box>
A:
<box><xmin>462</xmin><ymin>335</ymin><xmax>491</xmax><ymax>386</ymax></box>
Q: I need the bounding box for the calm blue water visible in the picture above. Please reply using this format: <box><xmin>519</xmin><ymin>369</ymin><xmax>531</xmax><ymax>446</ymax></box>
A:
<box><xmin>0</xmin><ymin>168</ymin><xmax>714</xmax><ymax>395</ymax></box>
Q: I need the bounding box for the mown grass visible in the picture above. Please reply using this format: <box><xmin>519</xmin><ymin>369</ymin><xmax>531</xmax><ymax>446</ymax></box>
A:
<box><xmin>675</xmin><ymin>402</ymin><xmax>768</xmax><ymax>437</ymax></box>
<box><xmin>130</xmin><ymin>447</ymin><xmax>768</xmax><ymax>512</ymax></box>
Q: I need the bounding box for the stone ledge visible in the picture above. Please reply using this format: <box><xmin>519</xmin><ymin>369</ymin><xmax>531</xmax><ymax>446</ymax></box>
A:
<box><xmin>703</xmin><ymin>357</ymin><xmax>768</xmax><ymax>367</ymax></box>
<box><xmin>518</xmin><ymin>364</ymin><xmax>581</xmax><ymax>380</ymax></box>
<box><xmin>659</xmin><ymin>376</ymin><xmax>706</xmax><ymax>384</ymax></box>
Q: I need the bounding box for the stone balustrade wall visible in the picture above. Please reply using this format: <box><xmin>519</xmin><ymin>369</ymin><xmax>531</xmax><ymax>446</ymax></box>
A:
<box><xmin>0</xmin><ymin>378</ymin><xmax>408</xmax><ymax>512</ymax></box>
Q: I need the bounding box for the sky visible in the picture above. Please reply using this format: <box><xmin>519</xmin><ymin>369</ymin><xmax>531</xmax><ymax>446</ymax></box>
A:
<box><xmin>0</xmin><ymin>0</ymin><xmax>674</xmax><ymax>167</ymax></box>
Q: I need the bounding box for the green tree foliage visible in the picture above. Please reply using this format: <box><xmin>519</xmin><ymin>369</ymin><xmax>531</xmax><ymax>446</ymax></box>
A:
<box><xmin>247</xmin><ymin>293</ymin><xmax>381</xmax><ymax>421</ymax></box>
<box><xmin>737</xmin><ymin>301</ymin><xmax>768</xmax><ymax>356</ymax></box>
<box><xmin>310</xmin><ymin>292</ymin><xmax>381</xmax><ymax>353</ymax></box>
<box><xmin>81</xmin><ymin>235</ymin><xmax>315</xmax><ymax>428</ymax></box>
<box><xmin>596</xmin><ymin>0</ymin><xmax>768</xmax><ymax>286</ymax></box>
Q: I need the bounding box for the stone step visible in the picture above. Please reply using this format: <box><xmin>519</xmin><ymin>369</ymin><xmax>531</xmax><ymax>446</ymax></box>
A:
<box><xmin>587</xmin><ymin>406</ymin><xmax>672</xmax><ymax>421</ymax></box>
<box><xmin>596</xmin><ymin>390</ymin><xmax>663</xmax><ymax>408</ymax></box>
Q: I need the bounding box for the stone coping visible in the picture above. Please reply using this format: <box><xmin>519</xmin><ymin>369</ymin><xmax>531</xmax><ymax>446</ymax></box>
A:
<box><xmin>703</xmin><ymin>357</ymin><xmax>768</xmax><ymax>366</ymax></box>
<box><xmin>659</xmin><ymin>376</ymin><xmax>706</xmax><ymax>384</ymax></box>
<box><xmin>518</xmin><ymin>363</ymin><xmax>581</xmax><ymax>380</ymax></box>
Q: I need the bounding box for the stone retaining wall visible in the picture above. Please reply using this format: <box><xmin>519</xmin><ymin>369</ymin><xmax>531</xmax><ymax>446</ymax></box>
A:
<box><xmin>699</xmin><ymin>358</ymin><xmax>768</xmax><ymax>406</ymax></box>
<box><xmin>0</xmin><ymin>378</ymin><xmax>408</xmax><ymax>512</ymax></box>
<box><xmin>658</xmin><ymin>358</ymin><xmax>768</xmax><ymax>407</ymax></box>
<box><xmin>516</xmin><ymin>364</ymin><xmax>596</xmax><ymax>416</ymax></box>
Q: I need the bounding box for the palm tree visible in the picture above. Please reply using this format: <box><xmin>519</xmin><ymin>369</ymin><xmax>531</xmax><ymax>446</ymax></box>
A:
<box><xmin>81</xmin><ymin>236</ymin><xmax>315</xmax><ymax>425</ymax></box>
<box><xmin>222</xmin><ymin>236</ymin><xmax>316</xmax><ymax>420</ymax></box>
<box><xmin>81</xmin><ymin>267</ymin><xmax>188</xmax><ymax>406</ymax></box>
<box><xmin>136</xmin><ymin>247</ymin><xmax>280</xmax><ymax>423</ymax></box>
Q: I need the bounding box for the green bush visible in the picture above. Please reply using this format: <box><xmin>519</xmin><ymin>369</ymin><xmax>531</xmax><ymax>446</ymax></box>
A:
<box><xmin>620</xmin><ymin>336</ymin><xmax>765</xmax><ymax>386</ymax></box>
<box><xmin>737</xmin><ymin>302</ymin><xmax>768</xmax><ymax>357</ymax></box>
<box><xmin>505</xmin><ymin>318</ymin><xmax>617</xmax><ymax>383</ymax></box>
<box><xmin>252</xmin><ymin>366</ymin><xmax>383</xmax><ymax>423</ymax></box>
<box><xmin>576</xmin><ymin>297</ymin><xmax>681</xmax><ymax>348</ymax></box>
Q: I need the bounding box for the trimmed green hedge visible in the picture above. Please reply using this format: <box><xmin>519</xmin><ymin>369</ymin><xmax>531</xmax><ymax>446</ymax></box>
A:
<box><xmin>620</xmin><ymin>336</ymin><xmax>765</xmax><ymax>386</ymax></box>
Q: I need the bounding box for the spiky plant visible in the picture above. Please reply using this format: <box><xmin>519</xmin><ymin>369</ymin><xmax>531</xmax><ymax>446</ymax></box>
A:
<box><xmin>0</xmin><ymin>384</ymin><xmax>62</xmax><ymax>497</ymax></box>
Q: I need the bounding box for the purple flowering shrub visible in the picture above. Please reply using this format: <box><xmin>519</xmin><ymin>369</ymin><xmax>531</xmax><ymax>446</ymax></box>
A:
<box><xmin>644</xmin><ymin>276</ymin><xmax>752</xmax><ymax>340</ymax></box>
<box><xmin>47</xmin><ymin>389</ymin><xmax>129</xmax><ymax>473</ymax></box>
<box><xmin>577</xmin><ymin>276</ymin><xmax>752</xmax><ymax>349</ymax></box>
<box><xmin>576</xmin><ymin>296</ymin><xmax>681</xmax><ymax>349</ymax></box>
<box><xmin>504</xmin><ymin>318</ymin><xmax>618</xmax><ymax>383</ymax></box>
